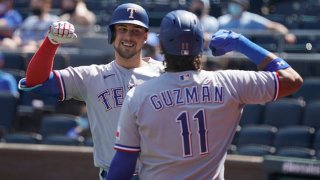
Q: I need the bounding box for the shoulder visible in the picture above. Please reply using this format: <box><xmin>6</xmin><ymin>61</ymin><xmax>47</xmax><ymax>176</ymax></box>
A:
<box><xmin>143</xmin><ymin>57</ymin><xmax>165</xmax><ymax>73</ymax></box>
<box><xmin>62</xmin><ymin>63</ymin><xmax>113</xmax><ymax>76</ymax></box>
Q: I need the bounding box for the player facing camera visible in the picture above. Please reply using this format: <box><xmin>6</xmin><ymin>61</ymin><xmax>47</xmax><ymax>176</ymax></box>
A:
<box><xmin>107</xmin><ymin>3</ymin><xmax>149</xmax><ymax>44</ymax></box>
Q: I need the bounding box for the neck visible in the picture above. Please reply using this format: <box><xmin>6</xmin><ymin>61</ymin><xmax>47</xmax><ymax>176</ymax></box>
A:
<box><xmin>114</xmin><ymin>53</ymin><xmax>146</xmax><ymax>69</ymax></box>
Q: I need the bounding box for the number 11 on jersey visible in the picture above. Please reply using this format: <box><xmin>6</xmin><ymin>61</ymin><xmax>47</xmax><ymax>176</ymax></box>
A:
<box><xmin>176</xmin><ymin>109</ymin><xmax>209</xmax><ymax>157</ymax></box>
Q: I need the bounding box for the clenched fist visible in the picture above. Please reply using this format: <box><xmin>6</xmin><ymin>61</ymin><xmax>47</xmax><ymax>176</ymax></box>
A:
<box><xmin>48</xmin><ymin>21</ymin><xmax>77</xmax><ymax>44</ymax></box>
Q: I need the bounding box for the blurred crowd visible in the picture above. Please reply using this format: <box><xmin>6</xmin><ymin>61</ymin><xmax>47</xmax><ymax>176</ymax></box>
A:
<box><xmin>0</xmin><ymin>0</ymin><xmax>319</xmax><ymax>130</ymax></box>
<box><xmin>0</xmin><ymin>0</ymin><xmax>318</xmax><ymax>102</ymax></box>
<box><xmin>0</xmin><ymin>0</ymin><xmax>317</xmax><ymax>57</ymax></box>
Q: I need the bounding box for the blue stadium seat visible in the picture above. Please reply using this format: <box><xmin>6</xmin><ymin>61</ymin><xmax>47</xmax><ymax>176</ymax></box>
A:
<box><xmin>83</xmin><ymin>137</ymin><xmax>93</xmax><ymax>147</ymax></box>
<box><xmin>313</xmin><ymin>129</ymin><xmax>320</xmax><ymax>159</ymax></box>
<box><xmin>0</xmin><ymin>92</ymin><xmax>18</xmax><ymax>131</ymax></box>
<box><xmin>40</xmin><ymin>114</ymin><xmax>78</xmax><ymax>138</ymax></box>
<box><xmin>262</xmin><ymin>99</ymin><xmax>304</xmax><ymax>129</ymax></box>
<box><xmin>3</xmin><ymin>52</ymin><xmax>27</xmax><ymax>71</ymax></box>
<box><xmin>270</xmin><ymin>1</ymin><xmax>305</xmax><ymax>16</ymax></box>
<box><xmin>42</xmin><ymin>135</ymin><xmax>82</xmax><ymax>146</ymax></box>
<box><xmin>239</xmin><ymin>104</ymin><xmax>264</xmax><ymax>127</ymax></box>
<box><xmin>231</xmin><ymin>126</ymin><xmax>241</xmax><ymax>146</ymax></box>
<box><xmin>292</xmin><ymin>78</ymin><xmax>320</xmax><ymax>103</ymax></box>
<box><xmin>273</xmin><ymin>126</ymin><xmax>315</xmax><ymax>149</ymax></box>
<box><xmin>275</xmin><ymin>147</ymin><xmax>315</xmax><ymax>159</ymax></box>
<box><xmin>3</xmin><ymin>133</ymin><xmax>42</xmax><ymax>144</ymax></box>
<box><xmin>250</xmin><ymin>36</ymin><xmax>278</xmax><ymax>52</ymax></box>
<box><xmin>301</xmin><ymin>101</ymin><xmax>320</xmax><ymax>130</ymax></box>
<box><xmin>283</xmin><ymin>35</ymin><xmax>317</xmax><ymax>53</ymax></box>
<box><xmin>287</xmin><ymin>60</ymin><xmax>313</xmax><ymax>78</ymax></box>
<box><xmin>237</xmin><ymin>126</ymin><xmax>277</xmax><ymax>147</ymax></box>
<box><xmin>237</xmin><ymin>145</ymin><xmax>275</xmax><ymax>156</ymax></box>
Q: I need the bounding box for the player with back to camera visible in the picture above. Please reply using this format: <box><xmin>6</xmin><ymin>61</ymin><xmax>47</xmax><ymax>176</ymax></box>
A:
<box><xmin>107</xmin><ymin>10</ymin><xmax>303</xmax><ymax>179</ymax></box>
<box><xmin>18</xmin><ymin>3</ymin><xmax>163</xmax><ymax>180</ymax></box>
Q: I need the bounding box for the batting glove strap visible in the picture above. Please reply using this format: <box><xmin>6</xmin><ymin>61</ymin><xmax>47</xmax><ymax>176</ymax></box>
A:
<box><xmin>263</xmin><ymin>58</ymin><xmax>291</xmax><ymax>72</ymax></box>
<box><xmin>47</xmin><ymin>21</ymin><xmax>77</xmax><ymax>45</ymax></box>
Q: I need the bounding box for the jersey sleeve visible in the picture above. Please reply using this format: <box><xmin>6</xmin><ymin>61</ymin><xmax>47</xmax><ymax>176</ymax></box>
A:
<box><xmin>55</xmin><ymin>67</ymin><xmax>89</xmax><ymax>101</ymax></box>
<box><xmin>218</xmin><ymin>70</ymin><xmax>279</xmax><ymax>104</ymax></box>
<box><xmin>114</xmin><ymin>88</ymin><xmax>141</xmax><ymax>152</ymax></box>
<box><xmin>18</xmin><ymin>72</ymin><xmax>61</xmax><ymax>99</ymax></box>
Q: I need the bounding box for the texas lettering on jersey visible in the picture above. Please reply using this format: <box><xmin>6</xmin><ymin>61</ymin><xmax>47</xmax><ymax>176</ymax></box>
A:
<box><xmin>150</xmin><ymin>84</ymin><xmax>224</xmax><ymax>111</ymax></box>
<box><xmin>97</xmin><ymin>84</ymin><xmax>135</xmax><ymax>111</ymax></box>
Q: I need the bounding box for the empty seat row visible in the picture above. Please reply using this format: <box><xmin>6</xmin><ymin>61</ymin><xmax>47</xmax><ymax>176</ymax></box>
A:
<box><xmin>240</xmin><ymin>98</ymin><xmax>320</xmax><ymax>130</ymax></box>
<box><xmin>230</xmin><ymin>125</ymin><xmax>320</xmax><ymax>159</ymax></box>
<box><xmin>1</xmin><ymin>133</ymin><xmax>93</xmax><ymax>147</ymax></box>
<box><xmin>1</xmin><ymin>113</ymin><xmax>92</xmax><ymax>146</ymax></box>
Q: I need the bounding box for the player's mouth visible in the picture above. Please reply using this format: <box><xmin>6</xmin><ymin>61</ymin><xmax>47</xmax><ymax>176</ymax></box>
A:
<box><xmin>121</xmin><ymin>41</ymin><xmax>135</xmax><ymax>48</ymax></box>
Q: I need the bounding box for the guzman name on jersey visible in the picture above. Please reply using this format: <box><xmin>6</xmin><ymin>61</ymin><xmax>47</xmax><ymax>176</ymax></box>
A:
<box><xmin>149</xmin><ymin>84</ymin><xmax>224</xmax><ymax>111</ymax></box>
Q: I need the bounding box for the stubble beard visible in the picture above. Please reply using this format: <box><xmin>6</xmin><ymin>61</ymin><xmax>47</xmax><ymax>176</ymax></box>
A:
<box><xmin>114</xmin><ymin>45</ymin><xmax>139</xmax><ymax>60</ymax></box>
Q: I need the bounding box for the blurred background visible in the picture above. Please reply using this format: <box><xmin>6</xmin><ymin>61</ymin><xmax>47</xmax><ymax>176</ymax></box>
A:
<box><xmin>0</xmin><ymin>0</ymin><xmax>320</xmax><ymax>179</ymax></box>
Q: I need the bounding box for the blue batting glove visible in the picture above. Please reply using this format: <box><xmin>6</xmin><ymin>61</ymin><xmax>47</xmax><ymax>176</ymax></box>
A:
<box><xmin>209</xmin><ymin>30</ymin><xmax>241</xmax><ymax>56</ymax></box>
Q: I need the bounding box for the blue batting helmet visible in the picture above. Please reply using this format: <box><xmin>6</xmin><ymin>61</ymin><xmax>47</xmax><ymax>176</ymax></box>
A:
<box><xmin>159</xmin><ymin>10</ymin><xmax>203</xmax><ymax>56</ymax></box>
<box><xmin>107</xmin><ymin>3</ymin><xmax>149</xmax><ymax>44</ymax></box>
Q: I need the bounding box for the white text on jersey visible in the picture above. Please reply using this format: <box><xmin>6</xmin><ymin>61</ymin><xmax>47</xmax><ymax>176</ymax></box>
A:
<box><xmin>150</xmin><ymin>85</ymin><xmax>224</xmax><ymax>111</ymax></box>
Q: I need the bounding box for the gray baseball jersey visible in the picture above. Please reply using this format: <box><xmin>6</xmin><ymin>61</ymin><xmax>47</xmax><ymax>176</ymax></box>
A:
<box><xmin>115</xmin><ymin>70</ymin><xmax>279</xmax><ymax>179</ymax></box>
<box><xmin>54</xmin><ymin>58</ymin><xmax>163</xmax><ymax>169</ymax></box>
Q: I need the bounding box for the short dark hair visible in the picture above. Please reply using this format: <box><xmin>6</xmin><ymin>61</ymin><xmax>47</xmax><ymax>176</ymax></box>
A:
<box><xmin>163</xmin><ymin>52</ymin><xmax>202</xmax><ymax>72</ymax></box>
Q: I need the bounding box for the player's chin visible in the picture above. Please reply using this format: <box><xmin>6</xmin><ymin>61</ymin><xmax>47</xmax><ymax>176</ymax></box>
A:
<box><xmin>119</xmin><ymin>50</ymin><xmax>139</xmax><ymax>59</ymax></box>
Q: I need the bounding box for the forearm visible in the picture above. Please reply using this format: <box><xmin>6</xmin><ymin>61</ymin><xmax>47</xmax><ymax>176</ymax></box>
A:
<box><xmin>107</xmin><ymin>151</ymin><xmax>138</xmax><ymax>180</ymax></box>
<box><xmin>234</xmin><ymin>35</ymin><xmax>290</xmax><ymax>71</ymax></box>
<box><xmin>210</xmin><ymin>30</ymin><xmax>303</xmax><ymax>98</ymax></box>
<box><xmin>25</xmin><ymin>37</ymin><xmax>59</xmax><ymax>87</ymax></box>
<box><xmin>236</xmin><ymin>35</ymin><xmax>302</xmax><ymax>97</ymax></box>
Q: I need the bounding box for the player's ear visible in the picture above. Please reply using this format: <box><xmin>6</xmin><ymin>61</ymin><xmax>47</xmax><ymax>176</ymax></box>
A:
<box><xmin>144</xmin><ymin>31</ymin><xmax>148</xmax><ymax>43</ymax></box>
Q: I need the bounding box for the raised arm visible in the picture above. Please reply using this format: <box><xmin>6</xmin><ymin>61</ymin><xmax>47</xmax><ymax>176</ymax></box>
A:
<box><xmin>25</xmin><ymin>21</ymin><xmax>77</xmax><ymax>87</ymax></box>
<box><xmin>209</xmin><ymin>30</ymin><xmax>303</xmax><ymax>98</ymax></box>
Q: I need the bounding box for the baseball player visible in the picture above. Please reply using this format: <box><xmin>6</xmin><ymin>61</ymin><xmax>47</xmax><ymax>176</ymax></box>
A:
<box><xmin>18</xmin><ymin>3</ymin><xmax>163</xmax><ymax>180</ymax></box>
<box><xmin>107</xmin><ymin>10</ymin><xmax>303</xmax><ymax>179</ymax></box>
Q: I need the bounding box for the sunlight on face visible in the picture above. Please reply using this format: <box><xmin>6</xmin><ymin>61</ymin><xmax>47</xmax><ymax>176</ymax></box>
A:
<box><xmin>113</xmin><ymin>24</ymin><xmax>147</xmax><ymax>59</ymax></box>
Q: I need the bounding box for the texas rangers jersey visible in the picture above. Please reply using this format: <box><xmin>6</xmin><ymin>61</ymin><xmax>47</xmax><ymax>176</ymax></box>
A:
<box><xmin>115</xmin><ymin>70</ymin><xmax>279</xmax><ymax>179</ymax></box>
<box><xmin>55</xmin><ymin>58</ymin><xmax>163</xmax><ymax>169</ymax></box>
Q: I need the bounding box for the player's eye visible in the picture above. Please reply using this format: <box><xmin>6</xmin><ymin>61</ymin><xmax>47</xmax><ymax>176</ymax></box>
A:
<box><xmin>132</xmin><ymin>28</ymin><xmax>144</xmax><ymax>35</ymax></box>
<box><xmin>117</xmin><ymin>27</ymin><xmax>127</xmax><ymax>33</ymax></box>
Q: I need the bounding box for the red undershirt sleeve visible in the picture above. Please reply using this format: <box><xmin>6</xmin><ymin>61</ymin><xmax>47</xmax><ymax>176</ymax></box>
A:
<box><xmin>25</xmin><ymin>37</ymin><xmax>60</xmax><ymax>87</ymax></box>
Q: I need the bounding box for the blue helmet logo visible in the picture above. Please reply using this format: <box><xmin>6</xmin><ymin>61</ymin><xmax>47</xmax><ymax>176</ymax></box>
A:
<box><xmin>159</xmin><ymin>10</ymin><xmax>204</xmax><ymax>56</ymax></box>
<box><xmin>107</xmin><ymin>3</ymin><xmax>149</xmax><ymax>44</ymax></box>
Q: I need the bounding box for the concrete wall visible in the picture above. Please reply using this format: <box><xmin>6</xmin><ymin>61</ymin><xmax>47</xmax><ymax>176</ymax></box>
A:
<box><xmin>0</xmin><ymin>143</ymin><xmax>264</xmax><ymax>180</ymax></box>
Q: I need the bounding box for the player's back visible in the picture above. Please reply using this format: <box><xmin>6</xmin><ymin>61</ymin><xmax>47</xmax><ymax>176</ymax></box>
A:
<box><xmin>127</xmin><ymin>70</ymin><xmax>242</xmax><ymax>179</ymax></box>
<box><xmin>124</xmin><ymin>69</ymin><xmax>277</xmax><ymax>179</ymax></box>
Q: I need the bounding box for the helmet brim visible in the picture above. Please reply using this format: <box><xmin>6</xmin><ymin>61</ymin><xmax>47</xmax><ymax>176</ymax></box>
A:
<box><xmin>110</xmin><ymin>20</ymin><xmax>149</xmax><ymax>30</ymax></box>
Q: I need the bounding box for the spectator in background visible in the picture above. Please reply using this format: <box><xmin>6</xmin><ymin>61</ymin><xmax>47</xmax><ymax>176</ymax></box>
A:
<box><xmin>142</xmin><ymin>32</ymin><xmax>163</xmax><ymax>61</ymax></box>
<box><xmin>189</xmin><ymin>0</ymin><xmax>219</xmax><ymax>55</ymax></box>
<box><xmin>1</xmin><ymin>0</ymin><xmax>59</xmax><ymax>52</ymax></box>
<box><xmin>0</xmin><ymin>52</ymin><xmax>18</xmax><ymax>97</ymax></box>
<box><xmin>218</xmin><ymin>0</ymin><xmax>296</xmax><ymax>44</ymax></box>
<box><xmin>66</xmin><ymin>104</ymin><xmax>90</xmax><ymax>139</ymax></box>
<box><xmin>0</xmin><ymin>0</ymin><xmax>23</xmax><ymax>40</ymax></box>
<box><xmin>60</xmin><ymin>0</ymin><xmax>96</xmax><ymax>29</ymax></box>
<box><xmin>59</xmin><ymin>0</ymin><xmax>96</xmax><ymax>47</ymax></box>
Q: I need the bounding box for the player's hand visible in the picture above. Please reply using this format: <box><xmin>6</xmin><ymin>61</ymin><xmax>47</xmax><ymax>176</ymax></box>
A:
<box><xmin>209</xmin><ymin>30</ymin><xmax>241</xmax><ymax>56</ymax></box>
<box><xmin>47</xmin><ymin>21</ymin><xmax>77</xmax><ymax>45</ymax></box>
